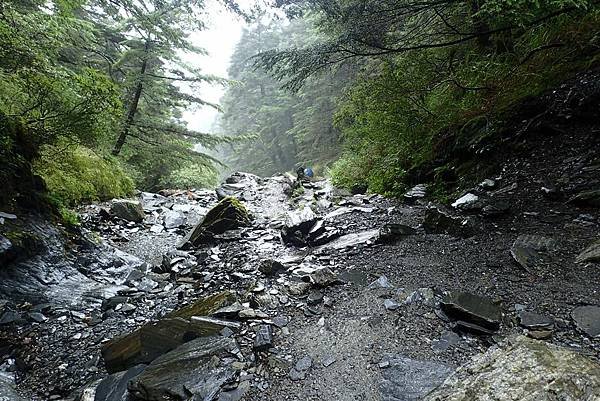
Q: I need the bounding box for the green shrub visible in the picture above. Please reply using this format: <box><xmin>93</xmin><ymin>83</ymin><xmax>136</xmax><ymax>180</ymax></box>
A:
<box><xmin>35</xmin><ymin>144</ymin><xmax>134</xmax><ymax>206</ymax></box>
<box><xmin>330</xmin><ymin>11</ymin><xmax>600</xmax><ymax>196</ymax></box>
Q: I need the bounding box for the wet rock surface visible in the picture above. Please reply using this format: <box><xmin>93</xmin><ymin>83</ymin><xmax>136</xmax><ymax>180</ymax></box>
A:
<box><xmin>1</xmin><ymin>121</ymin><xmax>600</xmax><ymax>400</ymax></box>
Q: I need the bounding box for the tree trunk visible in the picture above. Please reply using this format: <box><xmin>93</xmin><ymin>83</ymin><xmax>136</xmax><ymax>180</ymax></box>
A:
<box><xmin>470</xmin><ymin>0</ymin><xmax>491</xmax><ymax>49</ymax></box>
<box><xmin>112</xmin><ymin>40</ymin><xmax>150</xmax><ymax>156</ymax></box>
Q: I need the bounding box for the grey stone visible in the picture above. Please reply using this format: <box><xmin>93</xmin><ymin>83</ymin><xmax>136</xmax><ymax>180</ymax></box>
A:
<box><xmin>576</xmin><ymin>239</ymin><xmax>600</xmax><ymax>263</ymax></box>
<box><xmin>217</xmin><ymin>381</ymin><xmax>250</xmax><ymax>401</ymax></box>
<box><xmin>253</xmin><ymin>324</ymin><xmax>274</xmax><ymax>351</ymax></box>
<box><xmin>94</xmin><ymin>364</ymin><xmax>146</xmax><ymax>401</ymax></box>
<box><xmin>384</xmin><ymin>299</ymin><xmax>400</xmax><ymax>311</ymax></box>
<box><xmin>321</xmin><ymin>230</ymin><xmax>380</xmax><ymax>249</ymax></box>
<box><xmin>510</xmin><ymin>235</ymin><xmax>556</xmax><ymax>271</ymax></box>
<box><xmin>518</xmin><ymin>311</ymin><xmax>554</xmax><ymax>330</ymax></box>
<box><xmin>368</xmin><ymin>275</ymin><xmax>392</xmax><ymax>289</ymax></box>
<box><xmin>568</xmin><ymin>189</ymin><xmax>600</xmax><ymax>207</ymax></box>
<box><xmin>440</xmin><ymin>292</ymin><xmax>501</xmax><ymax>332</ymax></box>
<box><xmin>424</xmin><ymin>336</ymin><xmax>600</xmax><ymax>401</ymax></box>
<box><xmin>163</xmin><ymin>210</ymin><xmax>185</xmax><ymax>229</ymax></box>
<box><xmin>258</xmin><ymin>259</ymin><xmax>285</xmax><ymax>276</ymax></box>
<box><xmin>322</xmin><ymin>355</ymin><xmax>337</xmax><ymax>367</ymax></box>
<box><xmin>307</xmin><ymin>290</ymin><xmax>323</xmax><ymax>305</ymax></box>
<box><xmin>295</xmin><ymin>355</ymin><xmax>313</xmax><ymax>372</ymax></box>
<box><xmin>423</xmin><ymin>208</ymin><xmax>475</xmax><ymax>238</ymax></box>
<box><xmin>379</xmin><ymin>355</ymin><xmax>455</xmax><ymax>401</ymax></box>
<box><xmin>572</xmin><ymin>305</ymin><xmax>600</xmax><ymax>338</ymax></box>
<box><xmin>378</xmin><ymin>224</ymin><xmax>416</xmax><ymax>244</ymax></box>
<box><xmin>309</xmin><ymin>267</ymin><xmax>337</xmax><ymax>287</ymax></box>
<box><xmin>111</xmin><ymin>200</ymin><xmax>145</xmax><ymax>222</ymax></box>
<box><xmin>128</xmin><ymin>336</ymin><xmax>238</xmax><ymax>401</ymax></box>
<box><xmin>431</xmin><ymin>331</ymin><xmax>461</xmax><ymax>351</ymax></box>
<box><xmin>0</xmin><ymin>372</ymin><xmax>28</xmax><ymax>401</ymax></box>
<box><xmin>289</xmin><ymin>368</ymin><xmax>306</xmax><ymax>381</ymax></box>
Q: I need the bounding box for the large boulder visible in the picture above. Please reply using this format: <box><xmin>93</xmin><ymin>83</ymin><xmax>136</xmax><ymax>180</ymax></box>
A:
<box><xmin>128</xmin><ymin>336</ymin><xmax>239</xmax><ymax>401</ymax></box>
<box><xmin>182</xmin><ymin>197</ymin><xmax>251</xmax><ymax>247</ymax></box>
<box><xmin>0</xmin><ymin>372</ymin><xmax>28</xmax><ymax>401</ymax></box>
<box><xmin>424</xmin><ymin>336</ymin><xmax>600</xmax><ymax>400</ymax></box>
<box><xmin>111</xmin><ymin>200</ymin><xmax>145</xmax><ymax>222</ymax></box>
<box><xmin>101</xmin><ymin>292</ymin><xmax>235</xmax><ymax>373</ymax></box>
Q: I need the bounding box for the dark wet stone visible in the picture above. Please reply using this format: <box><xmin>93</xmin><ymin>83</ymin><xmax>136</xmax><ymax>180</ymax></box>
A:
<box><xmin>128</xmin><ymin>336</ymin><xmax>238</xmax><ymax>401</ymax></box>
<box><xmin>284</xmin><ymin>207</ymin><xmax>317</xmax><ymax>235</ymax></box>
<box><xmin>253</xmin><ymin>325</ymin><xmax>274</xmax><ymax>351</ymax></box>
<box><xmin>217</xmin><ymin>381</ymin><xmax>250</xmax><ymax>401</ymax></box>
<box><xmin>518</xmin><ymin>311</ymin><xmax>554</xmax><ymax>330</ymax></box>
<box><xmin>307</xmin><ymin>290</ymin><xmax>323</xmax><ymax>305</ymax></box>
<box><xmin>510</xmin><ymin>235</ymin><xmax>556</xmax><ymax>271</ymax></box>
<box><xmin>102</xmin><ymin>292</ymin><xmax>235</xmax><ymax>373</ymax></box>
<box><xmin>453</xmin><ymin>320</ymin><xmax>497</xmax><ymax>335</ymax></box>
<box><xmin>572</xmin><ymin>305</ymin><xmax>600</xmax><ymax>338</ymax></box>
<box><xmin>379</xmin><ymin>355</ymin><xmax>454</xmax><ymax>401</ymax></box>
<box><xmin>111</xmin><ymin>200</ymin><xmax>145</xmax><ymax>222</ymax></box>
<box><xmin>28</xmin><ymin>312</ymin><xmax>47</xmax><ymax>323</ymax></box>
<box><xmin>576</xmin><ymin>239</ymin><xmax>600</xmax><ymax>263</ymax></box>
<box><xmin>94</xmin><ymin>364</ymin><xmax>146</xmax><ymax>401</ymax></box>
<box><xmin>258</xmin><ymin>259</ymin><xmax>285</xmax><ymax>276</ymax></box>
<box><xmin>423</xmin><ymin>207</ymin><xmax>475</xmax><ymax>238</ymax></box>
<box><xmin>378</xmin><ymin>224</ymin><xmax>416</xmax><ymax>244</ymax></box>
<box><xmin>306</xmin><ymin>267</ymin><xmax>337</xmax><ymax>287</ymax></box>
<box><xmin>350</xmin><ymin>183</ymin><xmax>368</xmax><ymax>195</ymax></box>
<box><xmin>212</xmin><ymin>302</ymin><xmax>245</xmax><ymax>319</ymax></box>
<box><xmin>568</xmin><ymin>189</ymin><xmax>600</xmax><ymax>207</ymax></box>
<box><xmin>481</xmin><ymin>200</ymin><xmax>510</xmax><ymax>217</ymax></box>
<box><xmin>440</xmin><ymin>292</ymin><xmax>501</xmax><ymax>332</ymax></box>
<box><xmin>102</xmin><ymin>296</ymin><xmax>129</xmax><ymax>312</ymax></box>
<box><xmin>182</xmin><ymin>197</ymin><xmax>251</xmax><ymax>247</ymax></box>
<box><xmin>0</xmin><ymin>310</ymin><xmax>21</xmax><ymax>325</ymax></box>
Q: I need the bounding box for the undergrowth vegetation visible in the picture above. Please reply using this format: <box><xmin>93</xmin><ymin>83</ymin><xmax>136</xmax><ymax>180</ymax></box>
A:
<box><xmin>328</xmin><ymin>11</ymin><xmax>600</xmax><ymax>195</ymax></box>
<box><xmin>35</xmin><ymin>145</ymin><xmax>134</xmax><ymax>207</ymax></box>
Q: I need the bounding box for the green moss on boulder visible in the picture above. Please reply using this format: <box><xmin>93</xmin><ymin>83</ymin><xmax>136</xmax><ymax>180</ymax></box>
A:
<box><xmin>183</xmin><ymin>197</ymin><xmax>251</xmax><ymax>247</ymax></box>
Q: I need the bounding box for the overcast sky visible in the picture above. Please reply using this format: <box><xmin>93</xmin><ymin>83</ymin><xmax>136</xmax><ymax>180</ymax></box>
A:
<box><xmin>180</xmin><ymin>0</ymin><xmax>248</xmax><ymax>133</ymax></box>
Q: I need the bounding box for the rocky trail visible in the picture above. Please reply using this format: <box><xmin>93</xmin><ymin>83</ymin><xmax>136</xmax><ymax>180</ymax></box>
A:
<box><xmin>1</xmin><ymin>126</ymin><xmax>600</xmax><ymax>400</ymax></box>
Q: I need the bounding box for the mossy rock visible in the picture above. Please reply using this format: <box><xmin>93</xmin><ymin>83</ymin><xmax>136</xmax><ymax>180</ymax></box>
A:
<box><xmin>168</xmin><ymin>291</ymin><xmax>235</xmax><ymax>319</ymax></box>
<box><xmin>0</xmin><ymin>230</ymin><xmax>43</xmax><ymax>266</ymax></box>
<box><xmin>183</xmin><ymin>197</ymin><xmax>251</xmax><ymax>247</ymax></box>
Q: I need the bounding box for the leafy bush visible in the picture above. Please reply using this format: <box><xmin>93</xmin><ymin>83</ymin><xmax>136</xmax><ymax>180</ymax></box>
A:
<box><xmin>35</xmin><ymin>145</ymin><xmax>134</xmax><ymax>206</ymax></box>
<box><xmin>161</xmin><ymin>162</ymin><xmax>219</xmax><ymax>190</ymax></box>
<box><xmin>330</xmin><ymin>11</ymin><xmax>600</xmax><ymax>195</ymax></box>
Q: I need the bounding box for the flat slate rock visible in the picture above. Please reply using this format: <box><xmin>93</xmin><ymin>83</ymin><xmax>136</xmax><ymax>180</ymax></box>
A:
<box><xmin>510</xmin><ymin>235</ymin><xmax>556</xmax><ymax>271</ymax></box>
<box><xmin>518</xmin><ymin>311</ymin><xmax>554</xmax><ymax>330</ymax></box>
<box><xmin>572</xmin><ymin>305</ymin><xmax>600</xmax><ymax>338</ymax></box>
<box><xmin>128</xmin><ymin>336</ymin><xmax>238</xmax><ymax>401</ymax></box>
<box><xmin>440</xmin><ymin>292</ymin><xmax>501</xmax><ymax>331</ymax></box>
<box><xmin>379</xmin><ymin>355</ymin><xmax>455</xmax><ymax>401</ymax></box>
<box><xmin>424</xmin><ymin>335</ymin><xmax>600</xmax><ymax>400</ymax></box>
<box><xmin>94</xmin><ymin>364</ymin><xmax>146</xmax><ymax>401</ymax></box>
<box><xmin>321</xmin><ymin>230</ymin><xmax>379</xmax><ymax>249</ymax></box>
<box><xmin>576</xmin><ymin>239</ymin><xmax>600</xmax><ymax>263</ymax></box>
